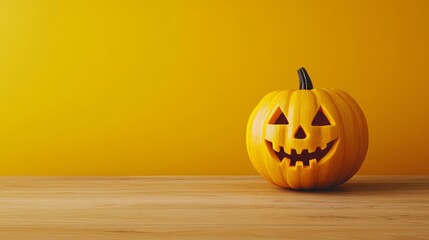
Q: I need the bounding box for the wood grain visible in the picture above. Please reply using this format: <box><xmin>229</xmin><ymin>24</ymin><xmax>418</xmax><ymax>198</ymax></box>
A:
<box><xmin>0</xmin><ymin>176</ymin><xmax>428</xmax><ymax>239</ymax></box>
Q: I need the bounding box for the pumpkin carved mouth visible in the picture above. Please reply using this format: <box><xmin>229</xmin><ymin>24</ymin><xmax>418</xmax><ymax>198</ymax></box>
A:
<box><xmin>265</xmin><ymin>138</ymin><xmax>337</xmax><ymax>167</ymax></box>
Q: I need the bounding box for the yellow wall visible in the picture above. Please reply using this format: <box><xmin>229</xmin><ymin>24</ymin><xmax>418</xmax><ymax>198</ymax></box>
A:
<box><xmin>0</xmin><ymin>0</ymin><xmax>428</xmax><ymax>175</ymax></box>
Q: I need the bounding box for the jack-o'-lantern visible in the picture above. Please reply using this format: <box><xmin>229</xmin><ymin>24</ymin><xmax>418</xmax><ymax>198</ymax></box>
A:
<box><xmin>246</xmin><ymin>67</ymin><xmax>368</xmax><ymax>190</ymax></box>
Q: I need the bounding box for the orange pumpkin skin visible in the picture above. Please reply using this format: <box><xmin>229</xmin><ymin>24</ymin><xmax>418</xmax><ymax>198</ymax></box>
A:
<box><xmin>246</xmin><ymin>68</ymin><xmax>368</xmax><ymax>190</ymax></box>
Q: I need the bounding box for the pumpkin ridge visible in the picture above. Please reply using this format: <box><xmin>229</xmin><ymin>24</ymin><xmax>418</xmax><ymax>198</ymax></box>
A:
<box><xmin>271</xmin><ymin>90</ymin><xmax>293</xmax><ymax>187</ymax></box>
<box><xmin>329</xmin><ymin>89</ymin><xmax>360</xmax><ymax>185</ymax></box>
<box><xmin>246</xmin><ymin>91</ymin><xmax>281</xmax><ymax>185</ymax></box>
<box><xmin>324</xmin><ymin>88</ymin><xmax>361</xmax><ymax>187</ymax></box>
<box><xmin>284</xmin><ymin>91</ymin><xmax>303</xmax><ymax>189</ymax></box>
<box><xmin>318</xmin><ymin>88</ymin><xmax>346</xmax><ymax>189</ymax></box>
<box><xmin>333</xmin><ymin>90</ymin><xmax>367</xmax><ymax>184</ymax></box>
<box><xmin>301</xmin><ymin>89</ymin><xmax>320</xmax><ymax>189</ymax></box>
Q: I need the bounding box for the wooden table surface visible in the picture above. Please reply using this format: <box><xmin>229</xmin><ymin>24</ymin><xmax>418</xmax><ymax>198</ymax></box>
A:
<box><xmin>0</xmin><ymin>176</ymin><xmax>428</xmax><ymax>240</ymax></box>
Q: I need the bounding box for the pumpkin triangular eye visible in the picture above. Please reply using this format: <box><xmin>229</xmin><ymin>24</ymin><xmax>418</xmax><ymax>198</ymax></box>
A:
<box><xmin>312</xmin><ymin>108</ymin><xmax>331</xmax><ymax>126</ymax></box>
<box><xmin>269</xmin><ymin>107</ymin><xmax>289</xmax><ymax>125</ymax></box>
<box><xmin>274</xmin><ymin>111</ymin><xmax>288</xmax><ymax>124</ymax></box>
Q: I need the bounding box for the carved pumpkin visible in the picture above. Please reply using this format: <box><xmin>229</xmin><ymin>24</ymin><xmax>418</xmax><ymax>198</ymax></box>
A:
<box><xmin>246</xmin><ymin>67</ymin><xmax>368</xmax><ymax>190</ymax></box>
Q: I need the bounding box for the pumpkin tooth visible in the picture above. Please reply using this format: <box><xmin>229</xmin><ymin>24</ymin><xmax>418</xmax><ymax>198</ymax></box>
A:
<box><xmin>295</xmin><ymin>161</ymin><xmax>304</xmax><ymax>168</ymax></box>
<box><xmin>283</xmin><ymin>158</ymin><xmax>291</xmax><ymax>167</ymax></box>
<box><xmin>283</xmin><ymin>146</ymin><xmax>291</xmax><ymax>155</ymax></box>
<box><xmin>272</xmin><ymin>143</ymin><xmax>281</xmax><ymax>152</ymax></box>
<box><xmin>296</xmin><ymin>148</ymin><xmax>303</xmax><ymax>154</ymax></box>
<box><xmin>307</xmin><ymin>146</ymin><xmax>316</xmax><ymax>153</ymax></box>
<box><xmin>320</xmin><ymin>143</ymin><xmax>327</xmax><ymax>150</ymax></box>
<box><xmin>309</xmin><ymin>159</ymin><xmax>318</xmax><ymax>167</ymax></box>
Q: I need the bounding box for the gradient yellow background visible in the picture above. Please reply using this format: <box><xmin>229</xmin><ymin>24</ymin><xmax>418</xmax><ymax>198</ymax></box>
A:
<box><xmin>0</xmin><ymin>0</ymin><xmax>428</xmax><ymax>175</ymax></box>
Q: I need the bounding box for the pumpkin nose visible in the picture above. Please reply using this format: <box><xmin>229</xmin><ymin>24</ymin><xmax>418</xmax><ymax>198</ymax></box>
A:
<box><xmin>294</xmin><ymin>125</ymin><xmax>307</xmax><ymax>139</ymax></box>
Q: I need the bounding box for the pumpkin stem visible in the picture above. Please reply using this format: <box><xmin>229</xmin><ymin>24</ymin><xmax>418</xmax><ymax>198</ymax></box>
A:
<box><xmin>298</xmin><ymin>67</ymin><xmax>314</xmax><ymax>90</ymax></box>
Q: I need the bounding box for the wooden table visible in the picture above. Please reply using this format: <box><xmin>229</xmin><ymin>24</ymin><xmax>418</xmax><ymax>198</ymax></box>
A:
<box><xmin>0</xmin><ymin>176</ymin><xmax>428</xmax><ymax>239</ymax></box>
